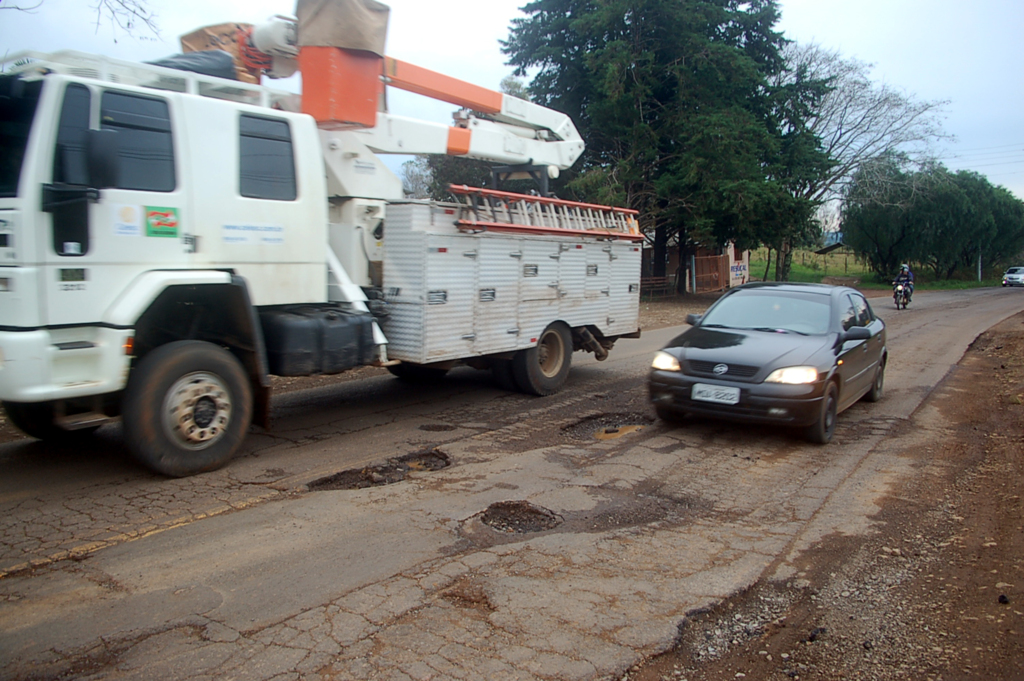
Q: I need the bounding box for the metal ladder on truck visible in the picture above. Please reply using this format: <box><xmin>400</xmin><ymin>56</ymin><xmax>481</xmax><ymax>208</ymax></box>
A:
<box><xmin>448</xmin><ymin>185</ymin><xmax>644</xmax><ymax>242</ymax></box>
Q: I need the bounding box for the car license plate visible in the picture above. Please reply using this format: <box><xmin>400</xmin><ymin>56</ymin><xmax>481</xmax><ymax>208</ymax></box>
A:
<box><xmin>692</xmin><ymin>383</ymin><xmax>740</xmax><ymax>405</ymax></box>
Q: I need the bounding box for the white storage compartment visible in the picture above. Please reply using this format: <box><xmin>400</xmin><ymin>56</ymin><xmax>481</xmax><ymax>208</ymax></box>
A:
<box><xmin>380</xmin><ymin>201</ymin><xmax>640</xmax><ymax>364</ymax></box>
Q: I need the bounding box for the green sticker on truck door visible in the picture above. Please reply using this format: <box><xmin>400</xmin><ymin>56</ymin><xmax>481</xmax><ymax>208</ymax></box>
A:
<box><xmin>145</xmin><ymin>207</ymin><xmax>179</xmax><ymax>237</ymax></box>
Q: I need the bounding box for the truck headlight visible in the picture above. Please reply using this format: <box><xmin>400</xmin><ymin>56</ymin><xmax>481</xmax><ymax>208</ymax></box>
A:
<box><xmin>765</xmin><ymin>366</ymin><xmax>818</xmax><ymax>384</ymax></box>
<box><xmin>652</xmin><ymin>351</ymin><xmax>681</xmax><ymax>371</ymax></box>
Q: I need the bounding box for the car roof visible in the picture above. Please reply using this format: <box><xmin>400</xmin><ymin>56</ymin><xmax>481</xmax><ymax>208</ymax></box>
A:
<box><xmin>730</xmin><ymin>281</ymin><xmax>850</xmax><ymax>296</ymax></box>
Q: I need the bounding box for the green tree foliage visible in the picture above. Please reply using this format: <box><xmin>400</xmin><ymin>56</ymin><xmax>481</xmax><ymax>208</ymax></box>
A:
<box><xmin>502</xmin><ymin>0</ymin><xmax>827</xmax><ymax>285</ymax></box>
<box><xmin>840</xmin><ymin>154</ymin><xmax>919</xmax><ymax>280</ymax></box>
<box><xmin>842</xmin><ymin>156</ymin><xmax>1024</xmax><ymax>281</ymax></box>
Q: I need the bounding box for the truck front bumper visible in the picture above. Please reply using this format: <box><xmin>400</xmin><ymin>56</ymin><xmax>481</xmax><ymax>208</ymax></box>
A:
<box><xmin>0</xmin><ymin>327</ymin><xmax>133</xmax><ymax>403</ymax></box>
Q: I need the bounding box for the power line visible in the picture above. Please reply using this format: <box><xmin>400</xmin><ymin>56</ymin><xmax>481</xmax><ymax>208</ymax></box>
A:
<box><xmin>940</xmin><ymin>141</ymin><xmax>1024</xmax><ymax>154</ymax></box>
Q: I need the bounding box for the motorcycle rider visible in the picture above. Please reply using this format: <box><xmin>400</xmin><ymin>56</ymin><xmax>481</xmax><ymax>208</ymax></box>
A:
<box><xmin>894</xmin><ymin>264</ymin><xmax>914</xmax><ymax>302</ymax></box>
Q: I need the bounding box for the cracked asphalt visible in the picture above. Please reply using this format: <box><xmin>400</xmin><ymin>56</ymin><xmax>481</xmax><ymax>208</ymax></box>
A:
<box><xmin>1</xmin><ymin>288</ymin><xmax>1022</xmax><ymax>680</ymax></box>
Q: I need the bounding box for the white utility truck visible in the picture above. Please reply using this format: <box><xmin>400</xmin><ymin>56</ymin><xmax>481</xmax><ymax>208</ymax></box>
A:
<box><xmin>0</xmin><ymin>18</ymin><xmax>642</xmax><ymax>476</ymax></box>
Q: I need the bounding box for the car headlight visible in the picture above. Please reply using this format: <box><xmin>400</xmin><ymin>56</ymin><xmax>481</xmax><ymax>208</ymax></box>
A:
<box><xmin>764</xmin><ymin>366</ymin><xmax>818</xmax><ymax>384</ymax></box>
<box><xmin>651</xmin><ymin>351</ymin><xmax>681</xmax><ymax>371</ymax></box>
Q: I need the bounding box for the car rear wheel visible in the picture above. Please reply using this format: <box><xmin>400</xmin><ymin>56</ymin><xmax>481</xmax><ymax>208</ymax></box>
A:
<box><xmin>864</xmin><ymin>360</ymin><xmax>885</xmax><ymax>403</ymax></box>
<box><xmin>806</xmin><ymin>382</ymin><xmax>838</xmax><ymax>444</ymax></box>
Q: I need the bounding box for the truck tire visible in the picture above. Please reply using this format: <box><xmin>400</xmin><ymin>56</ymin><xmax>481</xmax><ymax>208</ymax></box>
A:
<box><xmin>123</xmin><ymin>341</ymin><xmax>252</xmax><ymax>477</ymax></box>
<box><xmin>2</xmin><ymin>401</ymin><xmax>99</xmax><ymax>441</ymax></box>
<box><xmin>512</xmin><ymin>322</ymin><xmax>573</xmax><ymax>396</ymax></box>
<box><xmin>491</xmin><ymin>358</ymin><xmax>519</xmax><ymax>391</ymax></box>
<box><xmin>387</xmin><ymin>363</ymin><xmax>450</xmax><ymax>383</ymax></box>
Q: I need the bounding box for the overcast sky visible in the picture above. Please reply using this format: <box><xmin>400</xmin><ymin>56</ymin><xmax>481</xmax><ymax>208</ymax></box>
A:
<box><xmin>3</xmin><ymin>0</ymin><xmax>1022</xmax><ymax>198</ymax></box>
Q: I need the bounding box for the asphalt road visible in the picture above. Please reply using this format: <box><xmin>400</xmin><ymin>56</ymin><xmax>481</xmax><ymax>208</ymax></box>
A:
<box><xmin>1</xmin><ymin>287</ymin><xmax>1022</xmax><ymax>680</ymax></box>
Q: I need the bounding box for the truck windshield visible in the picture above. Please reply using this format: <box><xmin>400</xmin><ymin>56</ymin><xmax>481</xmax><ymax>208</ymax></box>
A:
<box><xmin>1</xmin><ymin>75</ymin><xmax>43</xmax><ymax>198</ymax></box>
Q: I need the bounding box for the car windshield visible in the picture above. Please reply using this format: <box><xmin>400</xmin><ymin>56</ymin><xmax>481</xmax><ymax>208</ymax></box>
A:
<box><xmin>1007</xmin><ymin>268</ymin><xmax>1023</xmax><ymax>274</ymax></box>
<box><xmin>700</xmin><ymin>290</ymin><xmax>832</xmax><ymax>335</ymax></box>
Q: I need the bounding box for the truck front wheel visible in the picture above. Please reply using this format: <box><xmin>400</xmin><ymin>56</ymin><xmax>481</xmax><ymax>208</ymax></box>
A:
<box><xmin>123</xmin><ymin>341</ymin><xmax>252</xmax><ymax>477</ymax></box>
<box><xmin>512</xmin><ymin>322</ymin><xmax>573</xmax><ymax>396</ymax></box>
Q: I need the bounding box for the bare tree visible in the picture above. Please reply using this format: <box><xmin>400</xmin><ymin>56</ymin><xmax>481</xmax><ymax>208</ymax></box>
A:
<box><xmin>2</xmin><ymin>0</ymin><xmax>159</xmax><ymax>39</ymax></box>
<box><xmin>784</xmin><ymin>42</ymin><xmax>949</xmax><ymax>204</ymax></box>
<box><xmin>400</xmin><ymin>157</ymin><xmax>432</xmax><ymax>199</ymax></box>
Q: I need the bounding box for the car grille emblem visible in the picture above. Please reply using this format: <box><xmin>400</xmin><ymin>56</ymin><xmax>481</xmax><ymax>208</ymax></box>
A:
<box><xmin>713</xmin><ymin>363</ymin><xmax>729</xmax><ymax>375</ymax></box>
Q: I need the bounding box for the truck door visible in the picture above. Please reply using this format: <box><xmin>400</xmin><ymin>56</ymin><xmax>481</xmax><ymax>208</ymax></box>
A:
<box><xmin>422</xmin><ymin>234</ymin><xmax>476</xmax><ymax>361</ymax></box>
<box><xmin>473</xmin><ymin>237</ymin><xmax>521</xmax><ymax>354</ymax></box>
<box><xmin>42</xmin><ymin>82</ymin><xmax>190</xmax><ymax>326</ymax></box>
<box><xmin>556</xmin><ymin>240</ymin><xmax>589</xmax><ymax>324</ymax></box>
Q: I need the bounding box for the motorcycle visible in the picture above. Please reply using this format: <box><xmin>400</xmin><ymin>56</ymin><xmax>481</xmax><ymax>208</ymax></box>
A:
<box><xmin>893</xmin><ymin>282</ymin><xmax>911</xmax><ymax>309</ymax></box>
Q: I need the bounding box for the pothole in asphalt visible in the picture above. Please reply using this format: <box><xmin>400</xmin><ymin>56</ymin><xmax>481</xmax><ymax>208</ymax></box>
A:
<box><xmin>478</xmin><ymin>500</ymin><xmax>563</xmax><ymax>533</ymax></box>
<box><xmin>307</xmin><ymin>448</ymin><xmax>451</xmax><ymax>491</ymax></box>
<box><xmin>419</xmin><ymin>424</ymin><xmax>458</xmax><ymax>432</ymax></box>
<box><xmin>562</xmin><ymin>412</ymin><xmax>653</xmax><ymax>441</ymax></box>
<box><xmin>571</xmin><ymin>491</ymin><xmax>711</xmax><ymax>532</ymax></box>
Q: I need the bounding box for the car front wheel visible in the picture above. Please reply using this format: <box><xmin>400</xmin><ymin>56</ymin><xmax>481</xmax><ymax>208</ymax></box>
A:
<box><xmin>655</xmin><ymin>403</ymin><xmax>686</xmax><ymax>424</ymax></box>
<box><xmin>806</xmin><ymin>382</ymin><xmax>838</xmax><ymax>444</ymax></box>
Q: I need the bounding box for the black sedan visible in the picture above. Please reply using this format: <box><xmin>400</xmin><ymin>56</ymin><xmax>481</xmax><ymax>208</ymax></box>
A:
<box><xmin>649</xmin><ymin>282</ymin><xmax>887</xmax><ymax>443</ymax></box>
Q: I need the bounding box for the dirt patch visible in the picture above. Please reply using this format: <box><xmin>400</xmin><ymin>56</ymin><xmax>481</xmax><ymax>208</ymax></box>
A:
<box><xmin>441</xmin><ymin>575</ymin><xmax>496</xmax><ymax>612</ymax></box>
<box><xmin>306</xmin><ymin>447</ymin><xmax>451</xmax><ymax>491</ymax></box>
<box><xmin>639</xmin><ymin>293</ymin><xmax>722</xmax><ymax>331</ymax></box>
<box><xmin>624</xmin><ymin>312</ymin><xmax>1024</xmax><ymax>681</ymax></box>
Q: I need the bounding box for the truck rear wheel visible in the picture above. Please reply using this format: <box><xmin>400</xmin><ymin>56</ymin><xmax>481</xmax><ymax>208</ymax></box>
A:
<box><xmin>3</xmin><ymin>401</ymin><xmax>99</xmax><ymax>441</ymax></box>
<box><xmin>491</xmin><ymin>358</ymin><xmax>519</xmax><ymax>391</ymax></box>
<box><xmin>387</xmin><ymin>363</ymin><xmax>450</xmax><ymax>383</ymax></box>
<box><xmin>512</xmin><ymin>322</ymin><xmax>573</xmax><ymax>396</ymax></box>
<box><xmin>123</xmin><ymin>341</ymin><xmax>252</xmax><ymax>477</ymax></box>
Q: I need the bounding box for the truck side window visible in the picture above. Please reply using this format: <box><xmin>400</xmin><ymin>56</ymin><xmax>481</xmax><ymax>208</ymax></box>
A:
<box><xmin>53</xmin><ymin>84</ymin><xmax>91</xmax><ymax>186</ymax></box>
<box><xmin>100</xmin><ymin>90</ymin><xmax>175</xmax><ymax>192</ymax></box>
<box><xmin>239</xmin><ymin>114</ymin><xmax>296</xmax><ymax>201</ymax></box>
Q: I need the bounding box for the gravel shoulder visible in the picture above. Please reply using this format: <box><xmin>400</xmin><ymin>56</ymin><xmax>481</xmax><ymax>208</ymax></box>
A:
<box><xmin>626</xmin><ymin>311</ymin><xmax>1024</xmax><ymax>681</ymax></box>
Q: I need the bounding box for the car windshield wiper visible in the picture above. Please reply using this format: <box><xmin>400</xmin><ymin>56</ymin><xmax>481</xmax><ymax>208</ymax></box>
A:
<box><xmin>746</xmin><ymin>327</ymin><xmax>811</xmax><ymax>335</ymax></box>
<box><xmin>699</xmin><ymin>323</ymin><xmax>731</xmax><ymax>329</ymax></box>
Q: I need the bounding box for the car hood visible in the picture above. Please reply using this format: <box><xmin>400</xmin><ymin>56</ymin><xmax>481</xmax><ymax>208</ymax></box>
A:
<box><xmin>665</xmin><ymin>326</ymin><xmax>834</xmax><ymax>372</ymax></box>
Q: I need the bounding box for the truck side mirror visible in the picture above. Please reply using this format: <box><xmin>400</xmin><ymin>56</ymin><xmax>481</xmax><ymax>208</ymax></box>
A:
<box><xmin>85</xmin><ymin>129</ymin><xmax>119</xmax><ymax>189</ymax></box>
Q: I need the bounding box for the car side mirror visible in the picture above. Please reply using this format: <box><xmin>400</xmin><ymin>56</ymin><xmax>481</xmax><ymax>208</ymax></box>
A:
<box><xmin>85</xmin><ymin>129</ymin><xmax>119</xmax><ymax>189</ymax></box>
<box><xmin>685</xmin><ymin>313</ymin><xmax>702</xmax><ymax>326</ymax></box>
<box><xmin>841</xmin><ymin>326</ymin><xmax>871</xmax><ymax>342</ymax></box>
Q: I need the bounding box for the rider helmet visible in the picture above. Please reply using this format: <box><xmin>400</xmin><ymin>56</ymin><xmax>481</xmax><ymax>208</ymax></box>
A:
<box><xmin>900</xmin><ymin>264</ymin><xmax>909</xmax><ymax>271</ymax></box>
